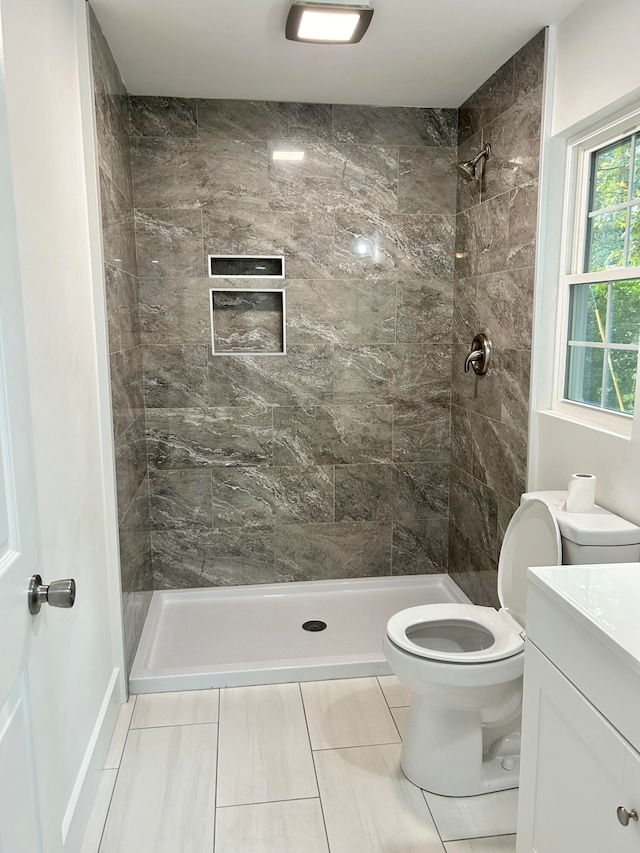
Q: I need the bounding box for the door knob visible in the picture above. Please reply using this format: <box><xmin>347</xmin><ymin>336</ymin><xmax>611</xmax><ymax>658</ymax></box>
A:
<box><xmin>28</xmin><ymin>574</ymin><xmax>76</xmax><ymax>615</ymax></box>
<box><xmin>617</xmin><ymin>806</ymin><xmax>638</xmax><ymax>826</ymax></box>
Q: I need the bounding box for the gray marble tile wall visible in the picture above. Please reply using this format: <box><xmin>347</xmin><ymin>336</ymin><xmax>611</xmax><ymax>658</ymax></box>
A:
<box><xmin>90</xmin><ymin>8</ymin><xmax>152</xmax><ymax>671</ymax></box>
<box><xmin>449</xmin><ymin>30</ymin><xmax>544</xmax><ymax>605</ymax></box>
<box><xmin>129</xmin><ymin>97</ymin><xmax>458</xmax><ymax>588</ymax></box>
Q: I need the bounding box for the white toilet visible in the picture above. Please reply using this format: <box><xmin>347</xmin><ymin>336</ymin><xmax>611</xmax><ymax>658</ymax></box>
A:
<box><xmin>383</xmin><ymin>490</ymin><xmax>640</xmax><ymax>797</ymax></box>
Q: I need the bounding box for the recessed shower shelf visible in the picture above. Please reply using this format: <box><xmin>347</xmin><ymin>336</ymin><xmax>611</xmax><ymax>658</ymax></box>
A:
<box><xmin>210</xmin><ymin>288</ymin><xmax>286</xmax><ymax>356</ymax></box>
<box><xmin>208</xmin><ymin>254</ymin><xmax>285</xmax><ymax>278</ymax></box>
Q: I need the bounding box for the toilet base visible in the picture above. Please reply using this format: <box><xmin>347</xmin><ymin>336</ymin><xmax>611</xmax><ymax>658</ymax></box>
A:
<box><xmin>400</xmin><ymin>695</ymin><xmax>520</xmax><ymax>796</ymax></box>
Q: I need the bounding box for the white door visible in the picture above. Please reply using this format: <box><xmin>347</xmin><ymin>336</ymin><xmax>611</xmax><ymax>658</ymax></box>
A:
<box><xmin>0</xmin><ymin>7</ymin><xmax>65</xmax><ymax>851</ymax></box>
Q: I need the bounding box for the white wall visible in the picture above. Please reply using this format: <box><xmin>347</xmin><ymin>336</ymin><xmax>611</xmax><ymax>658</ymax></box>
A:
<box><xmin>530</xmin><ymin>0</ymin><xmax>640</xmax><ymax>524</ymax></box>
<box><xmin>552</xmin><ymin>0</ymin><xmax>640</xmax><ymax>136</ymax></box>
<box><xmin>0</xmin><ymin>0</ymin><xmax>124</xmax><ymax>846</ymax></box>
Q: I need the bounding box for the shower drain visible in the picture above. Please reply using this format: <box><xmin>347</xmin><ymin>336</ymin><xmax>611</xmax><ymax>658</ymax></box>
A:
<box><xmin>302</xmin><ymin>620</ymin><xmax>327</xmax><ymax>632</ymax></box>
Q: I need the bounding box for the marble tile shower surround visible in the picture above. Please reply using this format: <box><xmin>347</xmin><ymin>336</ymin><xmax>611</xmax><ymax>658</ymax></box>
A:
<box><xmin>92</xmin><ymin>13</ymin><xmax>543</xmax><ymax>602</ymax></box>
<box><xmin>90</xmin><ymin>8</ymin><xmax>152</xmax><ymax>671</ymax></box>
<box><xmin>449</xmin><ymin>30</ymin><xmax>544</xmax><ymax>605</ymax></box>
<box><xmin>128</xmin><ymin>97</ymin><xmax>459</xmax><ymax>588</ymax></box>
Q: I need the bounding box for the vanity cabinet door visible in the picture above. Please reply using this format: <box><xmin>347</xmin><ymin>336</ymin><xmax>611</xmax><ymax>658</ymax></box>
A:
<box><xmin>517</xmin><ymin>642</ymin><xmax>640</xmax><ymax>853</ymax></box>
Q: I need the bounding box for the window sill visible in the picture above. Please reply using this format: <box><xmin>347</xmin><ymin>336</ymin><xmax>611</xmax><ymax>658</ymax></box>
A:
<box><xmin>541</xmin><ymin>404</ymin><xmax>633</xmax><ymax>440</ymax></box>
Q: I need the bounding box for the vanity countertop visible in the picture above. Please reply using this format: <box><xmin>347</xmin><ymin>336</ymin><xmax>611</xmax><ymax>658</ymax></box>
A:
<box><xmin>526</xmin><ymin>562</ymin><xmax>640</xmax><ymax>748</ymax></box>
<box><xmin>528</xmin><ymin>562</ymin><xmax>640</xmax><ymax>676</ymax></box>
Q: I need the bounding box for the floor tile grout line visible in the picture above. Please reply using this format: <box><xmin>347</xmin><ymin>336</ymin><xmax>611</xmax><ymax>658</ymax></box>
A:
<box><xmin>212</xmin><ymin>690</ymin><xmax>222</xmax><ymax>852</ymax></box>
<box><xmin>297</xmin><ymin>682</ymin><xmax>319</xmax><ymax>786</ymax></box>
<box><xmin>130</xmin><ymin>718</ymin><xmax>219</xmax><ymax>731</ymax></box>
<box><xmin>298</xmin><ymin>682</ymin><xmax>332</xmax><ymax>852</ymax></box>
<box><xmin>420</xmin><ymin>787</ymin><xmax>447</xmax><ymax>850</ymax></box>
<box><xmin>301</xmin><ymin>678</ymin><xmax>401</xmax><ymax>752</ymax></box>
<box><xmin>370</xmin><ymin>673</ymin><xmax>403</xmax><ymax>730</ymax></box>
<box><xmin>95</xmin><ymin>699</ymin><xmax>137</xmax><ymax>853</ymax></box>
<box><xmin>376</xmin><ymin>675</ymin><xmax>392</xmax><ymax>710</ymax></box>
<box><xmin>376</xmin><ymin>675</ymin><xmax>411</xmax><ymax>712</ymax></box>
<box><xmin>443</xmin><ymin>831</ymin><xmax>518</xmax><ymax>843</ymax></box>
<box><xmin>310</xmin><ymin>738</ymin><xmax>402</xmax><ymax>753</ymax></box>
<box><xmin>388</xmin><ymin>703</ymin><xmax>405</xmax><ymax>743</ymax></box>
<box><xmin>214</xmin><ymin>689</ymin><xmax>224</xmax><ymax>812</ymax></box>
<box><xmin>374</xmin><ymin>675</ymin><xmax>411</xmax><ymax>711</ymax></box>
<box><xmin>104</xmin><ymin>696</ymin><xmax>136</xmax><ymax>772</ymax></box>
<box><xmin>90</xmin><ymin>770</ymin><xmax>118</xmax><ymax>853</ymax></box>
<box><xmin>216</xmin><ymin>794</ymin><xmax>323</xmax><ymax>810</ymax></box>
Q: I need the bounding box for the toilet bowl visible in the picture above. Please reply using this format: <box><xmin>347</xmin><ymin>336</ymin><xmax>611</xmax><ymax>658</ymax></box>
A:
<box><xmin>383</xmin><ymin>492</ymin><xmax>640</xmax><ymax>796</ymax></box>
<box><xmin>383</xmin><ymin>607</ymin><xmax>526</xmax><ymax>796</ymax></box>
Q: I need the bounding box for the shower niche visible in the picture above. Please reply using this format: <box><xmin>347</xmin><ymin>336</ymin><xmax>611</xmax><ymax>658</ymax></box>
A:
<box><xmin>209</xmin><ymin>288</ymin><xmax>286</xmax><ymax>355</ymax></box>
<box><xmin>208</xmin><ymin>254</ymin><xmax>285</xmax><ymax>278</ymax></box>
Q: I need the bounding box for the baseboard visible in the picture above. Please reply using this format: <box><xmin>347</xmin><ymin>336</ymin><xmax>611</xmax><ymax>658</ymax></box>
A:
<box><xmin>61</xmin><ymin>668</ymin><xmax>124</xmax><ymax>851</ymax></box>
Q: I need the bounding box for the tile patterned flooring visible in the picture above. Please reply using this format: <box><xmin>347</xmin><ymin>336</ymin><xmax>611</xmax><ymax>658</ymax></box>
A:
<box><xmin>82</xmin><ymin>676</ymin><xmax>518</xmax><ymax>853</ymax></box>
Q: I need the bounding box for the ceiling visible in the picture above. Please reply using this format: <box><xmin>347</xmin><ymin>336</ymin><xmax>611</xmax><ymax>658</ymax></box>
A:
<box><xmin>91</xmin><ymin>0</ymin><xmax>585</xmax><ymax>107</ymax></box>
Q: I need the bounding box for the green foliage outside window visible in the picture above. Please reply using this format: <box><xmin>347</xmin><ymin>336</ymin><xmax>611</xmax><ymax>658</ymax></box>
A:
<box><xmin>567</xmin><ymin>279</ymin><xmax>640</xmax><ymax>414</ymax></box>
<box><xmin>586</xmin><ymin>136</ymin><xmax>640</xmax><ymax>271</ymax></box>
<box><xmin>567</xmin><ymin>133</ymin><xmax>640</xmax><ymax>416</ymax></box>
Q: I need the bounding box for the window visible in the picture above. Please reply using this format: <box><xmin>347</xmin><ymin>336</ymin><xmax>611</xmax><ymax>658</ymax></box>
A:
<box><xmin>560</xmin><ymin>119</ymin><xmax>640</xmax><ymax>425</ymax></box>
<box><xmin>585</xmin><ymin>135</ymin><xmax>640</xmax><ymax>271</ymax></box>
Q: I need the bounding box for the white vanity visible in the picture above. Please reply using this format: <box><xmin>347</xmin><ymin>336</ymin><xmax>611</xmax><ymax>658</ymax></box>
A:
<box><xmin>517</xmin><ymin>563</ymin><xmax>640</xmax><ymax>852</ymax></box>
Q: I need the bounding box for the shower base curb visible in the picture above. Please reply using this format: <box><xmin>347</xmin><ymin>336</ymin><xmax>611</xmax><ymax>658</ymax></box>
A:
<box><xmin>129</xmin><ymin>574</ymin><xmax>470</xmax><ymax>694</ymax></box>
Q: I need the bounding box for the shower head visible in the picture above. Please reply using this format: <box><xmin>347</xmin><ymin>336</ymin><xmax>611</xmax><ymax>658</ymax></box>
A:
<box><xmin>457</xmin><ymin>160</ymin><xmax>477</xmax><ymax>182</ymax></box>
<box><xmin>457</xmin><ymin>143</ymin><xmax>491</xmax><ymax>183</ymax></box>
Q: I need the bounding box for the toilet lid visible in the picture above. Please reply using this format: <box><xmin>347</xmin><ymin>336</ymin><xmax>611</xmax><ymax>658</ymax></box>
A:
<box><xmin>498</xmin><ymin>498</ymin><xmax>561</xmax><ymax>629</ymax></box>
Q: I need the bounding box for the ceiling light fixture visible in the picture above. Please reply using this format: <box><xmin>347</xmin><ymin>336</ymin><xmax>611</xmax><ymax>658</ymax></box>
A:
<box><xmin>285</xmin><ymin>2</ymin><xmax>374</xmax><ymax>44</ymax></box>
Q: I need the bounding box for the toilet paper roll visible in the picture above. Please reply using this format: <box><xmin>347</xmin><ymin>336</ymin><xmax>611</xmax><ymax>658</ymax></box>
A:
<box><xmin>566</xmin><ymin>473</ymin><xmax>597</xmax><ymax>513</ymax></box>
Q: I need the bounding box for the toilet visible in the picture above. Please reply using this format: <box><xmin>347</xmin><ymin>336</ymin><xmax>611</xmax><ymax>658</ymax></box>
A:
<box><xmin>383</xmin><ymin>490</ymin><xmax>640</xmax><ymax>797</ymax></box>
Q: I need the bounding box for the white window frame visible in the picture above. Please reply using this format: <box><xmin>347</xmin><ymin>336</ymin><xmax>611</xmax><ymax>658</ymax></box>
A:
<box><xmin>552</xmin><ymin>107</ymin><xmax>640</xmax><ymax>437</ymax></box>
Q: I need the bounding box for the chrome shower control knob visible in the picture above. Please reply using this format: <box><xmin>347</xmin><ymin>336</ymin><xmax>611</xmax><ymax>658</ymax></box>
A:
<box><xmin>464</xmin><ymin>333</ymin><xmax>492</xmax><ymax>375</ymax></box>
<box><xmin>28</xmin><ymin>574</ymin><xmax>76</xmax><ymax>615</ymax></box>
<box><xmin>617</xmin><ymin>806</ymin><xmax>638</xmax><ymax>826</ymax></box>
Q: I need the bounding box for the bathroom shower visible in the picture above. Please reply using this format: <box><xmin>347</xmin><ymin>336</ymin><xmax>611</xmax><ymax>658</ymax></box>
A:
<box><xmin>89</xmin><ymin>0</ymin><xmax>546</xmax><ymax>692</ymax></box>
<box><xmin>457</xmin><ymin>142</ymin><xmax>491</xmax><ymax>181</ymax></box>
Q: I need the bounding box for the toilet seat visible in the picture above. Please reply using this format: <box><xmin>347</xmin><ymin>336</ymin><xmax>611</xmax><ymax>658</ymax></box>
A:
<box><xmin>385</xmin><ymin>499</ymin><xmax>561</xmax><ymax>665</ymax></box>
<box><xmin>386</xmin><ymin>603</ymin><xmax>525</xmax><ymax>663</ymax></box>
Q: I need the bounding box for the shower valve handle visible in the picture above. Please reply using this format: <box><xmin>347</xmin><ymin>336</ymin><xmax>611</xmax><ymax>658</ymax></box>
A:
<box><xmin>464</xmin><ymin>333</ymin><xmax>492</xmax><ymax>376</ymax></box>
<box><xmin>464</xmin><ymin>349</ymin><xmax>483</xmax><ymax>373</ymax></box>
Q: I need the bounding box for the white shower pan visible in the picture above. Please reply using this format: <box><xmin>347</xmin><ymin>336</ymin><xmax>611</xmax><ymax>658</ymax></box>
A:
<box><xmin>129</xmin><ymin>574</ymin><xmax>469</xmax><ymax>693</ymax></box>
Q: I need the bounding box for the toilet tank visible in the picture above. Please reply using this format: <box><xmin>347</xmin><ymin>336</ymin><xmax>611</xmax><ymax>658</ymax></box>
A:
<box><xmin>520</xmin><ymin>490</ymin><xmax>640</xmax><ymax>565</ymax></box>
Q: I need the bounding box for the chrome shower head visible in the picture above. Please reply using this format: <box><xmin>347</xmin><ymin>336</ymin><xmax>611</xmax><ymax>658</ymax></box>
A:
<box><xmin>457</xmin><ymin>160</ymin><xmax>477</xmax><ymax>182</ymax></box>
<box><xmin>457</xmin><ymin>143</ymin><xmax>491</xmax><ymax>182</ymax></box>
